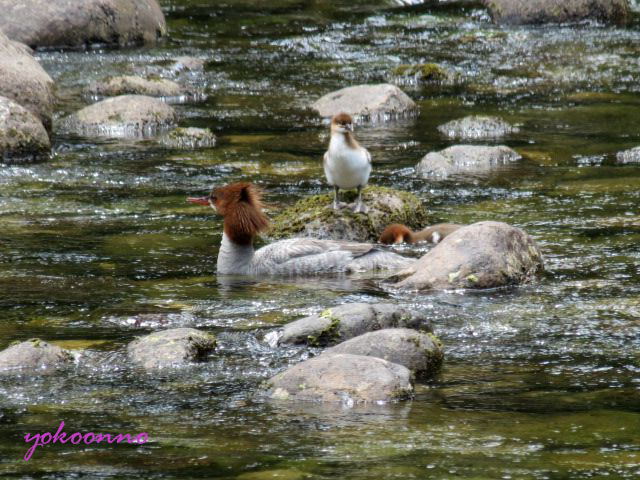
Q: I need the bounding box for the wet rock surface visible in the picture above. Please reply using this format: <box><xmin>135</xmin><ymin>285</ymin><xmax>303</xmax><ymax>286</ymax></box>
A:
<box><xmin>0</xmin><ymin>30</ymin><xmax>54</xmax><ymax>131</ymax></box>
<box><xmin>484</xmin><ymin>0</ymin><xmax>630</xmax><ymax>25</ymax></box>
<box><xmin>416</xmin><ymin>145</ymin><xmax>522</xmax><ymax>179</ymax></box>
<box><xmin>159</xmin><ymin>127</ymin><xmax>217</xmax><ymax>149</ymax></box>
<box><xmin>312</xmin><ymin>84</ymin><xmax>417</xmax><ymax>122</ymax></box>
<box><xmin>60</xmin><ymin>95</ymin><xmax>177</xmax><ymax>139</ymax></box>
<box><xmin>90</xmin><ymin>76</ymin><xmax>186</xmax><ymax>98</ymax></box>
<box><xmin>0</xmin><ymin>96</ymin><xmax>50</xmax><ymax>164</ymax></box>
<box><xmin>437</xmin><ymin>115</ymin><xmax>518</xmax><ymax>140</ymax></box>
<box><xmin>325</xmin><ymin>328</ymin><xmax>443</xmax><ymax>378</ymax></box>
<box><xmin>0</xmin><ymin>339</ymin><xmax>73</xmax><ymax>375</ymax></box>
<box><xmin>0</xmin><ymin>0</ymin><xmax>166</xmax><ymax>48</ymax></box>
<box><xmin>390</xmin><ymin>221</ymin><xmax>544</xmax><ymax>291</ymax></box>
<box><xmin>265</xmin><ymin>353</ymin><xmax>413</xmax><ymax>404</ymax></box>
<box><xmin>278</xmin><ymin>303</ymin><xmax>432</xmax><ymax>347</ymax></box>
<box><xmin>127</xmin><ymin>328</ymin><xmax>217</xmax><ymax>370</ymax></box>
<box><xmin>269</xmin><ymin>186</ymin><xmax>429</xmax><ymax>242</ymax></box>
<box><xmin>616</xmin><ymin>147</ymin><xmax>640</xmax><ymax>164</ymax></box>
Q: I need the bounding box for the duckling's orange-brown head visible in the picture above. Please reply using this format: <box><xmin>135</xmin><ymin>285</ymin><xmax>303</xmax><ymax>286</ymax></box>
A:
<box><xmin>378</xmin><ymin>224</ymin><xmax>413</xmax><ymax>245</ymax></box>
<box><xmin>330</xmin><ymin>112</ymin><xmax>354</xmax><ymax>134</ymax></box>
<box><xmin>188</xmin><ymin>182</ymin><xmax>270</xmax><ymax>245</ymax></box>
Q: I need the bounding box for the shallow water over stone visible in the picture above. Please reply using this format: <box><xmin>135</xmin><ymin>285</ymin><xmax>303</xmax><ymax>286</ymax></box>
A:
<box><xmin>0</xmin><ymin>0</ymin><xmax>639</xmax><ymax>478</ymax></box>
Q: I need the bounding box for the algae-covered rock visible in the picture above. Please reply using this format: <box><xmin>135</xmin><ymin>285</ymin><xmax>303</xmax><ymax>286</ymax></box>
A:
<box><xmin>127</xmin><ymin>328</ymin><xmax>216</xmax><ymax>370</ymax></box>
<box><xmin>437</xmin><ymin>115</ymin><xmax>518</xmax><ymax>140</ymax></box>
<box><xmin>90</xmin><ymin>76</ymin><xmax>186</xmax><ymax>98</ymax></box>
<box><xmin>0</xmin><ymin>0</ymin><xmax>166</xmax><ymax>48</ymax></box>
<box><xmin>393</xmin><ymin>63</ymin><xmax>450</xmax><ymax>84</ymax></box>
<box><xmin>616</xmin><ymin>147</ymin><xmax>640</xmax><ymax>164</ymax></box>
<box><xmin>0</xmin><ymin>339</ymin><xmax>73</xmax><ymax>375</ymax></box>
<box><xmin>312</xmin><ymin>84</ymin><xmax>417</xmax><ymax>122</ymax></box>
<box><xmin>0</xmin><ymin>29</ymin><xmax>54</xmax><ymax>131</ymax></box>
<box><xmin>278</xmin><ymin>303</ymin><xmax>433</xmax><ymax>347</ymax></box>
<box><xmin>159</xmin><ymin>127</ymin><xmax>216</xmax><ymax>149</ymax></box>
<box><xmin>60</xmin><ymin>95</ymin><xmax>177</xmax><ymax>139</ymax></box>
<box><xmin>325</xmin><ymin>328</ymin><xmax>443</xmax><ymax>378</ymax></box>
<box><xmin>416</xmin><ymin>145</ymin><xmax>521</xmax><ymax>179</ymax></box>
<box><xmin>483</xmin><ymin>0</ymin><xmax>630</xmax><ymax>25</ymax></box>
<box><xmin>264</xmin><ymin>353</ymin><xmax>413</xmax><ymax>404</ymax></box>
<box><xmin>389</xmin><ymin>221</ymin><xmax>544</xmax><ymax>291</ymax></box>
<box><xmin>269</xmin><ymin>186</ymin><xmax>429</xmax><ymax>242</ymax></box>
<box><xmin>0</xmin><ymin>96</ymin><xmax>50</xmax><ymax>164</ymax></box>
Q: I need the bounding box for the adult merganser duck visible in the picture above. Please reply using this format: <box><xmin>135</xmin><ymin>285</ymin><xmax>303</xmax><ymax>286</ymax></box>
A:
<box><xmin>379</xmin><ymin>223</ymin><xmax>463</xmax><ymax>245</ymax></box>
<box><xmin>323</xmin><ymin>113</ymin><xmax>371</xmax><ymax>213</ymax></box>
<box><xmin>187</xmin><ymin>182</ymin><xmax>413</xmax><ymax>276</ymax></box>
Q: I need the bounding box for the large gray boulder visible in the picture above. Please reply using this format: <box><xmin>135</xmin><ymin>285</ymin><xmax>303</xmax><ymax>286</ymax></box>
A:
<box><xmin>483</xmin><ymin>0</ymin><xmax>630</xmax><ymax>25</ymax></box>
<box><xmin>0</xmin><ymin>339</ymin><xmax>73</xmax><ymax>375</ymax></box>
<box><xmin>390</xmin><ymin>221</ymin><xmax>544</xmax><ymax>291</ymax></box>
<box><xmin>0</xmin><ymin>30</ymin><xmax>54</xmax><ymax>130</ymax></box>
<box><xmin>127</xmin><ymin>328</ymin><xmax>216</xmax><ymax>370</ymax></box>
<box><xmin>312</xmin><ymin>84</ymin><xmax>417</xmax><ymax>122</ymax></box>
<box><xmin>89</xmin><ymin>76</ymin><xmax>186</xmax><ymax>98</ymax></box>
<box><xmin>416</xmin><ymin>145</ymin><xmax>521</xmax><ymax>179</ymax></box>
<box><xmin>616</xmin><ymin>147</ymin><xmax>640</xmax><ymax>164</ymax></box>
<box><xmin>0</xmin><ymin>96</ymin><xmax>50</xmax><ymax>164</ymax></box>
<box><xmin>0</xmin><ymin>0</ymin><xmax>166</xmax><ymax>48</ymax></box>
<box><xmin>265</xmin><ymin>354</ymin><xmax>413</xmax><ymax>404</ymax></box>
<box><xmin>269</xmin><ymin>186</ymin><xmax>430</xmax><ymax>242</ymax></box>
<box><xmin>325</xmin><ymin>328</ymin><xmax>443</xmax><ymax>378</ymax></box>
<box><xmin>60</xmin><ymin>95</ymin><xmax>177</xmax><ymax>139</ymax></box>
<box><xmin>437</xmin><ymin>115</ymin><xmax>518</xmax><ymax>140</ymax></box>
<box><xmin>277</xmin><ymin>303</ymin><xmax>433</xmax><ymax>347</ymax></box>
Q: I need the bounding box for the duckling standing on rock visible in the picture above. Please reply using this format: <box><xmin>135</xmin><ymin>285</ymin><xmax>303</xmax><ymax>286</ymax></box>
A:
<box><xmin>379</xmin><ymin>223</ymin><xmax>463</xmax><ymax>245</ymax></box>
<box><xmin>323</xmin><ymin>113</ymin><xmax>371</xmax><ymax>214</ymax></box>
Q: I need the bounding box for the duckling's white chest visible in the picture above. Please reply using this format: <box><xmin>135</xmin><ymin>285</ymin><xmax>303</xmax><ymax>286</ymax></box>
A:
<box><xmin>324</xmin><ymin>135</ymin><xmax>371</xmax><ymax>189</ymax></box>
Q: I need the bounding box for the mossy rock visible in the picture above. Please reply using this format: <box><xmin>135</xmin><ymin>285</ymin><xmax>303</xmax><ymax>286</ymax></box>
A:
<box><xmin>269</xmin><ymin>186</ymin><xmax>430</xmax><ymax>242</ymax></box>
<box><xmin>393</xmin><ymin>63</ymin><xmax>449</xmax><ymax>83</ymax></box>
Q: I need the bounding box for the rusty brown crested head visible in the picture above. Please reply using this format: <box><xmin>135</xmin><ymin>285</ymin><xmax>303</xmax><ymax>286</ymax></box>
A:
<box><xmin>188</xmin><ymin>182</ymin><xmax>270</xmax><ymax>245</ymax></box>
<box><xmin>378</xmin><ymin>224</ymin><xmax>413</xmax><ymax>244</ymax></box>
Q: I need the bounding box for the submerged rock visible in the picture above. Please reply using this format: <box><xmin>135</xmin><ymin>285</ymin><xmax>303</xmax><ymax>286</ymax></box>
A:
<box><xmin>393</xmin><ymin>63</ymin><xmax>450</xmax><ymax>84</ymax></box>
<box><xmin>265</xmin><ymin>353</ymin><xmax>413</xmax><ymax>404</ymax></box>
<box><xmin>325</xmin><ymin>328</ymin><xmax>443</xmax><ymax>378</ymax></box>
<box><xmin>60</xmin><ymin>95</ymin><xmax>177</xmax><ymax>139</ymax></box>
<box><xmin>269</xmin><ymin>186</ymin><xmax>429</xmax><ymax>242</ymax></box>
<box><xmin>0</xmin><ymin>96</ymin><xmax>50</xmax><ymax>164</ymax></box>
<box><xmin>159</xmin><ymin>127</ymin><xmax>216</xmax><ymax>149</ymax></box>
<box><xmin>390</xmin><ymin>221</ymin><xmax>544</xmax><ymax>291</ymax></box>
<box><xmin>616</xmin><ymin>147</ymin><xmax>640</xmax><ymax>164</ymax></box>
<box><xmin>0</xmin><ymin>30</ymin><xmax>54</xmax><ymax>131</ymax></box>
<box><xmin>0</xmin><ymin>0</ymin><xmax>166</xmax><ymax>48</ymax></box>
<box><xmin>0</xmin><ymin>339</ymin><xmax>73</xmax><ymax>375</ymax></box>
<box><xmin>168</xmin><ymin>56</ymin><xmax>206</xmax><ymax>73</ymax></box>
<box><xmin>312</xmin><ymin>84</ymin><xmax>417</xmax><ymax>122</ymax></box>
<box><xmin>90</xmin><ymin>76</ymin><xmax>186</xmax><ymax>99</ymax></box>
<box><xmin>437</xmin><ymin>115</ymin><xmax>518</xmax><ymax>140</ymax></box>
<box><xmin>278</xmin><ymin>303</ymin><xmax>432</xmax><ymax>347</ymax></box>
<box><xmin>483</xmin><ymin>0</ymin><xmax>630</xmax><ymax>25</ymax></box>
<box><xmin>127</xmin><ymin>328</ymin><xmax>216</xmax><ymax>370</ymax></box>
<box><xmin>416</xmin><ymin>145</ymin><xmax>521</xmax><ymax>179</ymax></box>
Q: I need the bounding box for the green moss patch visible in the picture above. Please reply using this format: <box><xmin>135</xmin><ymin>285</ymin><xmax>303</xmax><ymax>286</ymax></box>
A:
<box><xmin>269</xmin><ymin>186</ymin><xmax>431</xmax><ymax>242</ymax></box>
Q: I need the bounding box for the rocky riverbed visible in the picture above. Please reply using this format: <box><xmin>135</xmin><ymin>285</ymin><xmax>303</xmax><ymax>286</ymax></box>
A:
<box><xmin>0</xmin><ymin>0</ymin><xmax>639</xmax><ymax>478</ymax></box>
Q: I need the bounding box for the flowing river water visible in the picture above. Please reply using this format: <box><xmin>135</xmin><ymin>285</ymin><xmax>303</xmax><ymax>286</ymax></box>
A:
<box><xmin>1</xmin><ymin>0</ymin><xmax>639</xmax><ymax>478</ymax></box>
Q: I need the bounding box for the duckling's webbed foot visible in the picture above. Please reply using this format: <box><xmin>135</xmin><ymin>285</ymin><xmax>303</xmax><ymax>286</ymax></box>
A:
<box><xmin>353</xmin><ymin>186</ymin><xmax>368</xmax><ymax>214</ymax></box>
<box><xmin>332</xmin><ymin>186</ymin><xmax>347</xmax><ymax>210</ymax></box>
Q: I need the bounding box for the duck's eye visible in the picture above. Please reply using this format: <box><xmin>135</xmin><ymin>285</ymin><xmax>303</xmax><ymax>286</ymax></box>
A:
<box><xmin>209</xmin><ymin>195</ymin><xmax>217</xmax><ymax>202</ymax></box>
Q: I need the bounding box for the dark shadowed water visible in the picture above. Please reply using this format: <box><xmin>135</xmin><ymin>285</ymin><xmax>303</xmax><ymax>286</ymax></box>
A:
<box><xmin>1</xmin><ymin>0</ymin><xmax>639</xmax><ymax>478</ymax></box>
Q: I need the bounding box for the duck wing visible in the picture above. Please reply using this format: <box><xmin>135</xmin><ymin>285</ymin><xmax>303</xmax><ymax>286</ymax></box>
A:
<box><xmin>253</xmin><ymin>238</ymin><xmax>375</xmax><ymax>275</ymax></box>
